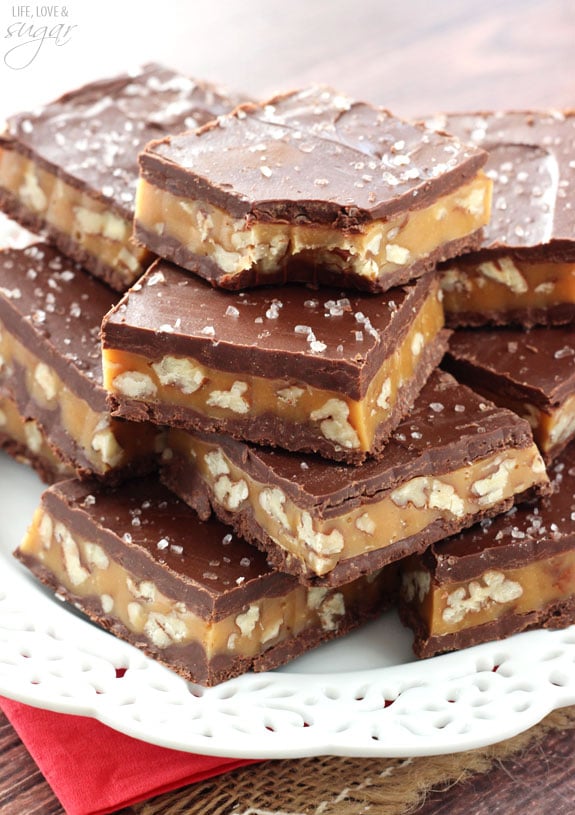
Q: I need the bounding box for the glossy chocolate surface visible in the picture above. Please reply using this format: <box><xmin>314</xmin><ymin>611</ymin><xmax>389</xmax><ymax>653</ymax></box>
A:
<box><xmin>139</xmin><ymin>86</ymin><xmax>487</xmax><ymax>225</ymax></box>
<box><xmin>41</xmin><ymin>477</ymin><xmax>296</xmax><ymax>620</ymax></box>
<box><xmin>444</xmin><ymin>325</ymin><xmax>575</xmax><ymax>410</ymax></box>
<box><xmin>0</xmin><ymin>243</ymin><xmax>118</xmax><ymax>409</ymax></box>
<box><xmin>0</xmin><ymin>64</ymin><xmax>246</xmax><ymax>220</ymax></box>
<box><xmin>430</xmin><ymin>111</ymin><xmax>575</xmax><ymax>258</ymax></box>
<box><xmin>102</xmin><ymin>260</ymin><xmax>436</xmax><ymax>399</ymax></box>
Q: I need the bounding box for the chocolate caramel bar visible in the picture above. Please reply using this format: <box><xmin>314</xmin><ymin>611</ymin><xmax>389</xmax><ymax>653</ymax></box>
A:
<box><xmin>429</xmin><ymin>111</ymin><xmax>575</xmax><ymax>327</ymax></box>
<box><xmin>14</xmin><ymin>478</ymin><xmax>396</xmax><ymax>686</ymax></box>
<box><xmin>0</xmin><ymin>243</ymin><xmax>158</xmax><ymax>479</ymax></box>
<box><xmin>0</xmin><ymin>385</ymin><xmax>73</xmax><ymax>482</ymax></box>
<box><xmin>0</xmin><ymin>65</ymin><xmax>245</xmax><ymax>290</ymax></box>
<box><xmin>399</xmin><ymin>443</ymin><xmax>575</xmax><ymax>658</ymax></box>
<box><xmin>444</xmin><ymin>326</ymin><xmax>575</xmax><ymax>462</ymax></box>
<box><xmin>102</xmin><ymin>261</ymin><xmax>447</xmax><ymax>463</ymax></box>
<box><xmin>135</xmin><ymin>87</ymin><xmax>491</xmax><ymax>292</ymax></box>
<box><xmin>160</xmin><ymin>371</ymin><xmax>549</xmax><ymax>586</ymax></box>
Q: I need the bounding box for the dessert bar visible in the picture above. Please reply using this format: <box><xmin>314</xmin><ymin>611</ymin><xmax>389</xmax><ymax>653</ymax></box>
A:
<box><xmin>399</xmin><ymin>443</ymin><xmax>575</xmax><ymax>657</ymax></box>
<box><xmin>135</xmin><ymin>87</ymin><xmax>491</xmax><ymax>292</ymax></box>
<box><xmin>0</xmin><ymin>64</ymin><xmax>245</xmax><ymax>290</ymax></box>
<box><xmin>160</xmin><ymin>371</ymin><xmax>549</xmax><ymax>586</ymax></box>
<box><xmin>429</xmin><ymin>111</ymin><xmax>575</xmax><ymax>326</ymax></box>
<box><xmin>15</xmin><ymin>478</ymin><xmax>396</xmax><ymax>686</ymax></box>
<box><xmin>444</xmin><ymin>325</ymin><xmax>575</xmax><ymax>462</ymax></box>
<box><xmin>102</xmin><ymin>261</ymin><xmax>447</xmax><ymax>463</ymax></box>
<box><xmin>0</xmin><ymin>385</ymin><xmax>73</xmax><ymax>482</ymax></box>
<box><xmin>0</xmin><ymin>243</ymin><xmax>158</xmax><ymax>479</ymax></box>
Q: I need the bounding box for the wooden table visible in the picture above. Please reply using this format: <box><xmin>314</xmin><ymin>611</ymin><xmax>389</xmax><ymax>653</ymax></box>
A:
<box><xmin>1</xmin><ymin>0</ymin><xmax>575</xmax><ymax>812</ymax></box>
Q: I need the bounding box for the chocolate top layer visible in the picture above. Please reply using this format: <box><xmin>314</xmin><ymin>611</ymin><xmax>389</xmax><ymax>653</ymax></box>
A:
<box><xmin>444</xmin><ymin>326</ymin><xmax>575</xmax><ymax>410</ymax></box>
<box><xmin>422</xmin><ymin>443</ymin><xmax>575</xmax><ymax>583</ymax></box>
<box><xmin>0</xmin><ymin>243</ymin><xmax>119</xmax><ymax>410</ymax></box>
<box><xmin>42</xmin><ymin>477</ymin><xmax>296</xmax><ymax>620</ymax></box>
<box><xmin>140</xmin><ymin>86</ymin><xmax>487</xmax><ymax>225</ymax></box>
<box><xmin>428</xmin><ymin>111</ymin><xmax>575</xmax><ymax>256</ymax></box>
<box><xmin>0</xmin><ymin>64</ymin><xmax>245</xmax><ymax>219</ymax></box>
<box><xmin>193</xmin><ymin>370</ymin><xmax>537</xmax><ymax>518</ymax></box>
<box><xmin>102</xmin><ymin>260</ymin><xmax>436</xmax><ymax>399</ymax></box>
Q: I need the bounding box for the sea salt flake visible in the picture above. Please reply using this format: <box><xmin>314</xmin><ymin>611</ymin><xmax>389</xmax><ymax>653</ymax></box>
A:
<box><xmin>147</xmin><ymin>270</ymin><xmax>166</xmax><ymax>286</ymax></box>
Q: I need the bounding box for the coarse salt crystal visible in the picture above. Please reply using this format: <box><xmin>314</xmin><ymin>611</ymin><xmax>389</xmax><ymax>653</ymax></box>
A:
<box><xmin>554</xmin><ymin>346</ymin><xmax>574</xmax><ymax>359</ymax></box>
<box><xmin>147</xmin><ymin>270</ymin><xmax>166</xmax><ymax>286</ymax></box>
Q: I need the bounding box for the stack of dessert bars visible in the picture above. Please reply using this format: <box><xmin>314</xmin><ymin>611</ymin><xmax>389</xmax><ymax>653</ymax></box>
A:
<box><xmin>1</xmin><ymin>65</ymin><xmax>572</xmax><ymax>686</ymax></box>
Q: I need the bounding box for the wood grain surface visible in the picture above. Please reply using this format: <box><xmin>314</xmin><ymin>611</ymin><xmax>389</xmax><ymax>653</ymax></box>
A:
<box><xmin>1</xmin><ymin>0</ymin><xmax>575</xmax><ymax>812</ymax></box>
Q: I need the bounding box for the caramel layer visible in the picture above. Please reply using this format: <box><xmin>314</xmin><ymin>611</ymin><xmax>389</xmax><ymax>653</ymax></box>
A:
<box><xmin>401</xmin><ymin>549</ymin><xmax>575</xmax><ymax>637</ymax></box>
<box><xmin>19</xmin><ymin>505</ymin><xmax>389</xmax><ymax>666</ymax></box>
<box><xmin>0</xmin><ymin>146</ymin><xmax>150</xmax><ymax>289</ymax></box>
<box><xmin>0</xmin><ymin>321</ymin><xmax>158</xmax><ymax>475</ymax></box>
<box><xmin>441</xmin><ymin>256</ymin><xmax>575</xmax><ymax>321</ymax></box>
<box><xmin>0</xmin><ymin>389</ymin><xmax>73</xmax><ymax>479</ymax></box>
<box><xmin>103</xmin><ymin>282</ymin><xmax>445</xmax><ymax>458</ymax></box>
<box><xmin>135</xmin><ymin>174</ymin><xmax>491</xmax><ymax>284</ymax></box>
<box><xmin>168</xmin><ymin>433</ymin><xmax>547</xmax><ymax>577</ymax></box>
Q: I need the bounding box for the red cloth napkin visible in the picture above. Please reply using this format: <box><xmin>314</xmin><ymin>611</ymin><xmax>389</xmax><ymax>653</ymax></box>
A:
<box><xmin>0</xmin><ymin>697</ymin><xmax>258</xmax><ymax>815</ymax></box>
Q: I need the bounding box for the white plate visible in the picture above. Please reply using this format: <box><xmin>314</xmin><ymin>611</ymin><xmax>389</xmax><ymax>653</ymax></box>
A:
<box><xmin>1</xmin><ymin>452</ymin><xmax>575</xmax><ymax>758</ymax></box>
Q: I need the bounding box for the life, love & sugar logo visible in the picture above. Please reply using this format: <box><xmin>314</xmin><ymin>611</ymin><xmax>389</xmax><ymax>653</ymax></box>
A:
<box><xmin>3</xmin><ymin>5</ymin><xmax>78</xmax><ymax>70</ymax></box>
